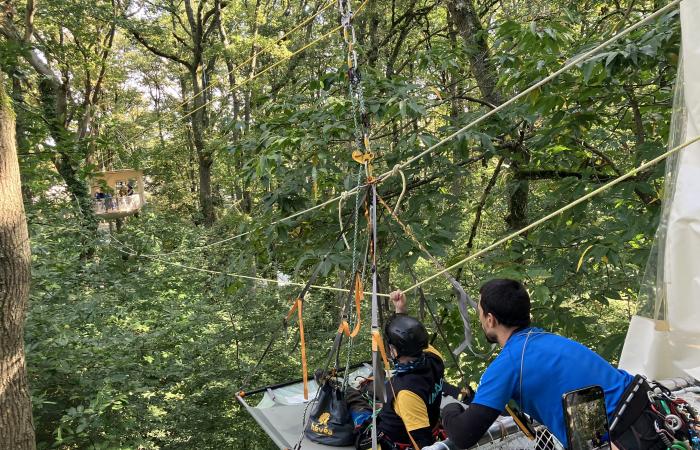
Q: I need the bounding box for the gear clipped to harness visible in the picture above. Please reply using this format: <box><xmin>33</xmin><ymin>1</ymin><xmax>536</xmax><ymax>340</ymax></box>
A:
<box><xmin>647</xmin><ymin>382</ymin><xmax>700</xmax><ymax>450</ymax></box>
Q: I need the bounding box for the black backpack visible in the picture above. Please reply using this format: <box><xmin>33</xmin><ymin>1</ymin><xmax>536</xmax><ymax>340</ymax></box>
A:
<box><xmin>305</xmin><ymin>382</ymin><xmax>356</xmax><ymax>446</ymax></box>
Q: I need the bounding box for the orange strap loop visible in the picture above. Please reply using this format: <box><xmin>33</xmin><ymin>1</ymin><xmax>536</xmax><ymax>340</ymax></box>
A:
<box><xmin>285</xmin><ymin>298</ymin><xmax>309</xmax><ymax>400</ymax></box>
<box><xmin>371</xmin><ymin>330</ymin><xmax>391</xmax><ymax>372</ymax></box>
<box><xmin>337</xmin><ymin>274</ymin><xmax>363</xmax><ymax>338</ymax></box>
<box><xmin>297</xmin><ymin>299</ymin><xmax>309</xmax><ymax>400</ymax></box>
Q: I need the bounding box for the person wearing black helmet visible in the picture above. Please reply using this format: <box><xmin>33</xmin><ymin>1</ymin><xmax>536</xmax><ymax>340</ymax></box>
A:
<box><xmin>350</xmin><ymin>290</ymin><xmax>446</xmax><ymax>450</ymax></box>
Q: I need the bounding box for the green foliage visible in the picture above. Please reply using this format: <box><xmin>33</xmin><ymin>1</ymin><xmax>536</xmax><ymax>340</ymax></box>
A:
<box><xmin>8</xmin><ymin>0</ymin><xmax>682</xmax><ymax>447</ymax></box>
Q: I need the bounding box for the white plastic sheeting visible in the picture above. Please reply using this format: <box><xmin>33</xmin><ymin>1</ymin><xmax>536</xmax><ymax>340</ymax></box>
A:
<box><xmin>619</xmin><ymin>0</ymin><xmax>700</xmax><ymax>380</ymax></box>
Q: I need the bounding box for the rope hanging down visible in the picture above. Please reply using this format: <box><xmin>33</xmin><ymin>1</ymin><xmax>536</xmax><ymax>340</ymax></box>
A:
<box><xmin>369</xmin><ymin>183</ymin><xmax>383</xmax><ymax>450</ymax></box>
<box><xmin>129</xmin><ymin>0</ymin><xmax>681</xmax><ymax>260</ymax></box>
<box><xmin>238</xmin><ymin>185</ymin><xmax>372</xmax><ymax>397</ymax></box>
<box><xmin>376</xmin><ymin>194</ymin><xmax>494</xmax><ymax>358</ymax></box>
<box><xmin>339</xmin><ymin>0</ymin><xmax>374</xmax><ymax>169</ymax></box>
<box><xmin>285</xmin><ymin>298</ymin><xmax>309</xmax><ymax>399</ymax></box>
<box><xmin>380</xmin><ymin>216</ymin><xmax>469</xmax><ymax>379</ymax></box>
<box><xmin>405</xmin><ymin>134</ymin><xmax>700</xmax><ymax>293</ymax></box>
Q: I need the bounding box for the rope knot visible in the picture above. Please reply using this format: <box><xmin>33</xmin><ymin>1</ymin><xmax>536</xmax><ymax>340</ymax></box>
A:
<box><xmin>391</xmin><ymin>164</ymin><xmax>401</xmax><ymax>177</ymax></box>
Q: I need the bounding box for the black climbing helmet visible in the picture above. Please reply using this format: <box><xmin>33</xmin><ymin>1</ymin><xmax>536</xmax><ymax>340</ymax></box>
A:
<box><xmin>384</xmin><ymin>314</ymin><xmax>428</xmax><ymax>358</ymax></box>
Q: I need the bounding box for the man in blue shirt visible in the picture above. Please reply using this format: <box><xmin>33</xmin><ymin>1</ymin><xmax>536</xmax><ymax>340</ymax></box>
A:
<box><xmin>441</xmin><ymin>279</ymin><xmax>663</xmax><ymax>449</ymax></box>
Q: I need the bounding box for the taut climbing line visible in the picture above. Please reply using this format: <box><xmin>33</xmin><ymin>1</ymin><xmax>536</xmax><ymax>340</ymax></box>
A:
<box><xmin>371</xmin><ymin>0</ymin><xmax>682</xmax><ymax>185</ymax></box>
<box><xmin>124</xmin><ymin>0</ymin><xmax>678</xmax><ymax>259</ymax></box>
<box><xmin>404</xmin><ymin>135</ymin><xmax>700</xmax><ymax>294</ymax></box>
<box><xmin>107</xmin><ymin>232</ymin><xmax>391</xmax><ymax>298</ymax></box>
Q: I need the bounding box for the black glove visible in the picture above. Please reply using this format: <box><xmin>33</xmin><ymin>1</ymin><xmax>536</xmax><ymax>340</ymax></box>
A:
<box><xmin>441</xmin><ymin>402</ymin><xmax>465</xmax><ymax>420</ymax></box>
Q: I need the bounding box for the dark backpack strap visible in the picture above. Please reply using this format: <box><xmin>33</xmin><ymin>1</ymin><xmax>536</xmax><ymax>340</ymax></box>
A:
<box><xmin>610</xmin><ymin>375</ymin><xmax>666</xmax><ymax>450</ymax></box>
<box><xmin>610</xmin><ymin>375</ymin><xmax>651</xmax><ymax>438</ymax></box>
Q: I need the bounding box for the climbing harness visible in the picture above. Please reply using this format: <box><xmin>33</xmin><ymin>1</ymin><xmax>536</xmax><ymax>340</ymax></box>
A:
<box><xmin>638</xmin><ymin>380</ymin><xmax>699</xmax><ymax>449</ymax></box>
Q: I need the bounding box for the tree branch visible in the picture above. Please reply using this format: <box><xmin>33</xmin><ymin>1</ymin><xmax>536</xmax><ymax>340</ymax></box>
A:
<box><xmin>516</xmin><ymin>168</ymin><xmax>615</xmax><ymax>181</ymax></box>
<box><xmin>131</xmin><ymin>30</ymin><xmax>193</xmax><ymax>69</ymax></box>
<box><xmin>382</xmin><ymin>154</ymin><xmax>486</xmax><ymax>201</ymax></box>
<box><xmin>467</xmin><ymin>156</ymin><xmax>504</xmax><ymax>250</ymax></box>
<box><xmin>23</xmin><ymin>0</ymin><xmax>34</xmax><ymax>41</ymax></box>
<box><xmin>452</xmin><ymin>94</ymin><xmax>497</xmax><ymax>110</ymax></box>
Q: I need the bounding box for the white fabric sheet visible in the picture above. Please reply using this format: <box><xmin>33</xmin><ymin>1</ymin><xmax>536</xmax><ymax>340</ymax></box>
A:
<box><xmin>620</xmin><ymin>1</ymin><xmax>700</xmax><ymax>379</ymax></box>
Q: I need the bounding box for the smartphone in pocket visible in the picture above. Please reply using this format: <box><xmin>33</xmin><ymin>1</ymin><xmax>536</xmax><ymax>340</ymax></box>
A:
<box><xmin>562</xmin><ymin>385</ymin><xmax>611</xmax><ymax>450</ymax></box>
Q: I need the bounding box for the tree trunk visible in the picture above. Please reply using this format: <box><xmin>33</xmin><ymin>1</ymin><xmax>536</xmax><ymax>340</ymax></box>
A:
<box><xmin>215</xmin><ymin>0</ymin><xmax>240</xmax><ymax>141</ymax></box>
<box><xmin>0</xmin><ymin>73</ymin><xmax>36</xmax><ymax>450</ymax></box>
<box><xmin>244</xmin><ymin>0</ymin><xmax>262</xmax><ymax>131</ymax></box>
<box><xmin>446</xmin><ymin>10</ymin><xmax>461</xmax><ymax>125</ymax></box>
<box><xmin>189</xmin><ymin>67</ymin><xmax>216</xmax><ymax>226</ymax></box>
<box><xmin>446</xmin><ymin>0</ymin><xmax>501</xmax><ymax>106</ymax></box>
<box><xmin>9</xmin><ymin>68</ymin><xmax>32</xmax><ymax>202</ymax></box>
<box><xmin>198</xmin><ymin>152</ymin><xmax>214</xmax><ymax>225</ymax></box>
<box><xmin>447</xmin><ymin>0</ymin><xmax>532</xmax><ymax>230</ymax></box>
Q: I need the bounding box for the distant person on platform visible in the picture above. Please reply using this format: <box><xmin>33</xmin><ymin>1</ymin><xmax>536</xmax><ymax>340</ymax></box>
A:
<box><xmin>440</xmin><ymin>279</ymin><xmax>667</xmax><ymax>449</ymax></box>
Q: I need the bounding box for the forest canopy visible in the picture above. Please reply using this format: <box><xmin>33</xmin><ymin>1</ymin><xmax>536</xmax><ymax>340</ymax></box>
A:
<box><xmin>0</xmin><ymin>0</ymin><xmax>682</xmax><ymax>448</ymax></box>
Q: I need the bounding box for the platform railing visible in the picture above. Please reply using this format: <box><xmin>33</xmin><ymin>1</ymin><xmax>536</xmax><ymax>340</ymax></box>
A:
<box><xmin>93</xmin><ymin>194</ymin><xmax>142</xmax><ymax>215</ymax></box>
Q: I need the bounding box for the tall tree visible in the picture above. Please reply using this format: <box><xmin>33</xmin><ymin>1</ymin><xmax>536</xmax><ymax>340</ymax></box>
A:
<box><xmin>447</xmin><ymin>0</ymin><xmax>531</xmax><ymax>231</ymax></box>
<box><xmin>1</xmin><ymin>0</ymin><xmax>118</xmax><ymax>235</ymax></box>
<box><xmin>130</xmin><ymin>0</ymin><xmax>222</xmax><ymax>225</ymax></box>
<box><xmin>0</xmin><ymin>72</ymin><xmax>35</xmax><ymax>450</ymax></box>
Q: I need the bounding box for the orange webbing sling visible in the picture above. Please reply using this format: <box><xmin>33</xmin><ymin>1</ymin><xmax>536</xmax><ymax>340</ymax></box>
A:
<box><xmin>338</xmin><ymin>273</ymin><xmax>364</xmax><ymax>338</ymax></box>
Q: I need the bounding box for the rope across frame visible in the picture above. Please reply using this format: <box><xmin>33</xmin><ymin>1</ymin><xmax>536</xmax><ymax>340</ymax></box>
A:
<box><xmin>124</xmin><ymin>0</ymin><xmax>683</xmax><ymax>261</ymax></box>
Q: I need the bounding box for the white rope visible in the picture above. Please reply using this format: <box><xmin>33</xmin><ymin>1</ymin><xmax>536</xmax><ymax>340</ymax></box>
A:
<box><xmin>133</xmin><ymin>0</ymin><xmax>680</xmax><ymax>258</ymax></box>
<box><xmin>391</xmin><ymin>165</ymin><xmax>407</xmax><ymax>215</ymax></box>
<box><xmin>404</xmin><ymin>134</ymin><xmax>700</xmax><ymax>293</ymax></box>
<box><xmin>107</xmin><ymin>232</ymin><xmax>390</xmax><ymax>297</ymax></box>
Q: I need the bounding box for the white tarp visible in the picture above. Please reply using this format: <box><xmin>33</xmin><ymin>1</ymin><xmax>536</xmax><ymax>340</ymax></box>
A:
<box><xmin>238</xmin><ymin>365</ymin><xmax>555</xmax><ymax>449</ymax></box>
<box><xmin>619</xmin><ymin>0</ymin><xmax>700</xmax><ymax>380</ymax></box>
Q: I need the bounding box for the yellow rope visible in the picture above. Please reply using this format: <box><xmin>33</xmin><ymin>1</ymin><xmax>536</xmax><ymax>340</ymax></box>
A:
<box><xmin>120</xmin><ymin>1</ymin><xmax>337</xmax><ymax>148</ymax></box>
<box><xmin>403</xmin><ymin>135</ymin><xmax>700</xmax><ymax>294</ymax></box>
<box><xmin>177</xmin><ymin>0</ymin><xmax>370</xmax><ymax>124</ymax></box>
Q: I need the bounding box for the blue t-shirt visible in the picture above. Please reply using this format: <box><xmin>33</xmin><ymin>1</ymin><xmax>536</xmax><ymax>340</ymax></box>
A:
<box><xmin>472</xmin><ymin>328</ymin><xmax>634</xmax><ymax>446</ymax></box>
